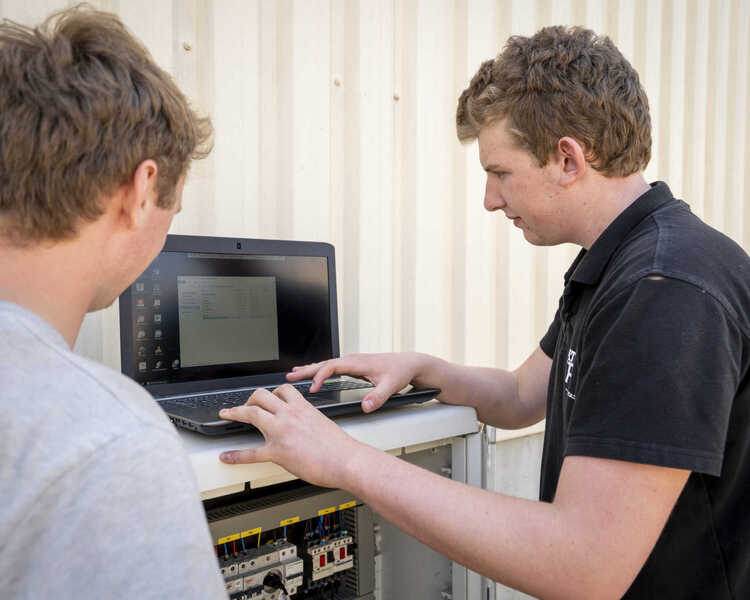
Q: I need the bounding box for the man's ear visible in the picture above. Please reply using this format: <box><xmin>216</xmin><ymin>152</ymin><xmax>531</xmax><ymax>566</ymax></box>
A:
<box><xmin>119</xmin><ymin>159</ymin><xmax>159</xmax><ymax>231</ymax></box>
<box><xmin>557</xmin><ymin>137</ymin><xmax>586</xmax><ymax>186</ymax></box>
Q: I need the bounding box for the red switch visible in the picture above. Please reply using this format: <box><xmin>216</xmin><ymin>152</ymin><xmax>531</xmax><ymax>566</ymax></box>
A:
<box><xmin>340</xmin><ymin>547</ymin><xmax>346</xmax><ymax>560</ymax></box>
<box><xmin>320</xmin><ymin>555</ymin><xmax>326</xmax><ymax>568</ymax></box>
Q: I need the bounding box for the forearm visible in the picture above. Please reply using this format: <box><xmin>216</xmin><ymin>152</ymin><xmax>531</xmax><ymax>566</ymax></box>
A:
<box><xmin>416</xmin><ymin>355</ymin><xmax>542</xmax><ymax>429</ymax></box>
<box><xmin>341</xmin><ymin>444</ymin><xmax>613</xmax><ymax>600</ymax></box>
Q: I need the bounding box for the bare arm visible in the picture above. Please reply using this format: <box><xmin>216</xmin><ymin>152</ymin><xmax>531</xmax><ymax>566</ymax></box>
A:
<box><xmin>219</xmin><ymin>387</ymin><xmax>688</xmax><ymax>600</ymax></box>
<box><xmin>429</xmin><ymin>345</ymin><xmax>551</xmax><ymax>428</ymax></box>
<box><xmin>286</xmin><ymin>345</ymin><xmax>551</xmax><ymax>429</ymax></box>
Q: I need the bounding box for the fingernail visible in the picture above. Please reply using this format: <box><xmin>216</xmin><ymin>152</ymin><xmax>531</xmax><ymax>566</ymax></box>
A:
<box><xmin>363</xmin><ymin>399</ymin><xmax>372</xmax><ymax>411</ymax></box>
<box><xmin>220</xmin><ymin>452</ymin><xmax>232</xmax><ymax>462</ymax></box>
<box><xmin>219</xmin><ymin>408</ymin><xmax>229</xmax><ymax>417</ymax></box>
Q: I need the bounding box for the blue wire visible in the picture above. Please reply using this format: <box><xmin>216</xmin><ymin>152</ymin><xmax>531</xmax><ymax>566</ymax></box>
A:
<box><xmin>223</xmin><ymin>543</ymin><xmax>228</xmax><ymax>556</ymax></box>
<box><xmin>241</xmin><ymin>536</ymin><xmax>246</xmax><ymax>552</ymax></box>
<box><xmin>284</xmin><ymin>526</ymin><xmax>287</xmax><ymax>538</ymax></box>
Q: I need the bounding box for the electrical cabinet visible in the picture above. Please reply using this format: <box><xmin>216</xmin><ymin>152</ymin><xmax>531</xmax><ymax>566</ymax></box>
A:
<box><xmin>179</xmin><ymin>401</ymin><xmax>492</xmax><ymax>600</ymax></box>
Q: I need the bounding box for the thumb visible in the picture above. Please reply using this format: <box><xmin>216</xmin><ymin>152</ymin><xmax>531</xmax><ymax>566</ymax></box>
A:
<box><xmin>362</xmin><ymin>381</ymin><xmax>398</xmax><ymax>413</ymax></box>
<box><xmin>220</xmin><ymin>445</ymin><xmax>272</xmax><ymax>464</ymax></box>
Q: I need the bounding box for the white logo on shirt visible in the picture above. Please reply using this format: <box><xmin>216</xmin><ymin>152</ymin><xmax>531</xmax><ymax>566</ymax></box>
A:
<box><xmin>565</xmin><ymin>349</ymin><xmax>576</xmax><ymax>384</ymax></box>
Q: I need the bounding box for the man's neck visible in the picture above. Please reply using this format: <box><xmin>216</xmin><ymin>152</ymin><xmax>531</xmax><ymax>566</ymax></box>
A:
<box><xmin>575</xmin><ymin>173</ymin><xmax>651</xmax><ymax>249</ymax></box>
<box><xmin>0</xmin><ymin>237</ymin><xmax>101</xmax><ymax>348</ymax></box>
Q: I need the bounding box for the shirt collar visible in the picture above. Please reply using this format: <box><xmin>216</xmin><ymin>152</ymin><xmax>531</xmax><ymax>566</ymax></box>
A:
<box><xmin>566</xmin><ymin>181</ymin><xmax>678</xmax><ymax>286</ymax></box>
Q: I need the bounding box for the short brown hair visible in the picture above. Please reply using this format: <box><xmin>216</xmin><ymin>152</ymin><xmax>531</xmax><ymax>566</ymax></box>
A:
<box><xmin>0</xmin><ymin>4</ymin><xmax>212</xmax><ymax>245</ymax></box>
<box><xmin>456</xmin><ymin>26</ymin><xmax>651</xmax><ymax>177</ymax></box>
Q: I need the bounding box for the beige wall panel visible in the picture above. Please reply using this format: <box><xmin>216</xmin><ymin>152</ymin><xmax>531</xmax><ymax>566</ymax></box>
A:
<box><xmin>211</xmin><ymin>0</ymin><xmax>261</xmax><ymax>238</ymax></box>
<box><xmin>463</xmin><ymin>0</ymin><xmax>499</xmax><ymax>368</ymax></box>
<box><xmin>0</xmin><ymin>0</ymin><xmax>64</xmax><ymax>24</ymax></box>
<box><xmin>684</xmin><ymin>0</ymin><xmax>710</xmax><ymax>219</ymax></box>
<box><xmin>638</xmin><ymin>0</ymin><xmax>663</xmax><ymax>185</ymax></box>
<box><xmin>329</xmin><ymin>0</ymin><xmax>354</xmax><ymax>352</ymax></box>
<box><xmin>290</xmin><ymin>0</ymin><xmax>331</xmax><ymax>242</ymax></box>
<box><xmin>413</xmin><ymin>0</ymin><xmax>458</xmax><ymax>360</ymax></box>
<box><xmin>665</xmin><ymin>0</ymin><xmax>688</xmax><ymax>200</ymax></box>
<box><xmin>357</xmin><ymin>0</ymin><xmax>396</xmax><ymax>354</ymax></box>
<box><xmin>170</xmin><ymin>0</ymin><xmax>217</xmax><ymax>237</ymax></box>
<box><xmin>745</xmin><ymin>6</ymin><xmax>750</xmax><ymax>253</ymax></box>
<box><xmin>494</xmin><ymin>433</ymin><xmax>544</xmax><ymax>600</ymax></box>
<box><xmin>705</xmin><ymin>0</ymin><xmax>731</xmax><ymax>230</ymax></box>
<box><xmin>392</xmin><ymin>0</ymin><xmax>418</xmax><ymax>353</ymax></box>
<box><xmin>727</xmin><ymin>0</ymin><xmax>749</xmax><ymax>244</ymax></box>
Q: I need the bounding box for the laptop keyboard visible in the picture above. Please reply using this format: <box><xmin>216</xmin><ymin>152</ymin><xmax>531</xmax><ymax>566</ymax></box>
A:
<box><xmin>163</xmin><ymin>379</ymin><xmax>373</xmax><ymax>410</ymax></box>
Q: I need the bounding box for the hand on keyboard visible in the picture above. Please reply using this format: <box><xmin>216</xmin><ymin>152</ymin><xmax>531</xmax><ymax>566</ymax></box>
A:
<box><xmin>285</xmin><ymin>352</ymin><xmax>434</xmax><ymax>413</ymax></box>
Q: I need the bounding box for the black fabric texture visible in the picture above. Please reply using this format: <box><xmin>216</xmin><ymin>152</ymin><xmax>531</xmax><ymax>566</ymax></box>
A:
<box><xmin>539</xmin><ymin>182</ymin><xmax>750</xmax><ymax>599</ymax></box>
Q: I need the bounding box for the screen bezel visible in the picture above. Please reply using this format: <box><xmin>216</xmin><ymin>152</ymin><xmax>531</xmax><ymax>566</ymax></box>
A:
<box><xmin>119</xmin><ymin>234</ymin><xmax>339</xmax><ymax>398</ymax></box>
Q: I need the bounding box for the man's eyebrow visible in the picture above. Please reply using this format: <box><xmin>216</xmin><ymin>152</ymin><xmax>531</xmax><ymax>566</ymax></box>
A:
<box><xmin>483</xmin><ymin>163</ymin><xmax>508</xmax><ymax>172</ymax></box>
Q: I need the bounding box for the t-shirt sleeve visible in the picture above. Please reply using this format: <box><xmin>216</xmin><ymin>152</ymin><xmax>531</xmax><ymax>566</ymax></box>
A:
<box><xmin>41</xmin><ymin>427</ymin><xmax>227</xmax><ymax>599</ymax></box>
<box><xmin>566</xmin><ymin>277</ymin><xmax>743</xmax><ymax>476</ymax></box>
<box><xmin>540</xmin><ymin>306</ymin><xmax>562</xmax><ymax>358</ymax></box>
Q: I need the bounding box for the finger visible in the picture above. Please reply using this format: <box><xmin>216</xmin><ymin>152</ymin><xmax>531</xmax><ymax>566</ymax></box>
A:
<box><xmin>219</xmin><ymin>403</ymin><xmax>274</xmax><ymax>431</ymax></box>
<box><xmin>273</xmin><ymin>383</ymin><xmax>310</xmax><ymax>408</ymax></box>
<box><xmin>244</xmin><ymin>387</ymin><xmax>287</xmax><ymax>414</ymax></box>
<box><xmin>220</xmin><ymin>444</ymin><xmax>273</xmax><ymax>464</ymax></box>
<box><xmin>361</xmin><ymin>380</ymin><xmax>398</xmax><ymax>413</ymax></box>
<box><xmin>310</xmin><ymin>359</ymin><xmax>359</xmax><ymax>392</ymax></box>
<box><xmin>286</xmin><ymin>363</ymin><xmax>322</xmax><ymax>381</ymax></box>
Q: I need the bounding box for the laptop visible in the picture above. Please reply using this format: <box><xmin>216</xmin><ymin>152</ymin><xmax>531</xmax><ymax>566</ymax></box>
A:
<box><xmin>119</xmin><ymin>234</ymin><xmax>439</xmax><ymax>435</ymax></box>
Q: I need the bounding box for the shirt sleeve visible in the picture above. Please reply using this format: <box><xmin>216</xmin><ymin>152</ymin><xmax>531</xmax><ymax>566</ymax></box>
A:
<box><xmin>566</xmin><ymin>277</ymin><xmax>744</xmax><ymax>476</ymax></box>
<box><xmin>39</xmin><ymin>427</ymin><xmax>227</xmax><ymax>599</ymax></box>
<box><xmin>540</xmin><ymin>306</ymin><xmax>562</xmax><ymax>358</ymax></box>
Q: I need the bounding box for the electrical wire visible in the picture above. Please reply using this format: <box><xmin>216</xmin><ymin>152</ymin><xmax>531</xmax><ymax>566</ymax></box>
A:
<box><xmin>241</xmin><ymin>536</ymin><xmax>247</xmax><ymax>552</ymax></box>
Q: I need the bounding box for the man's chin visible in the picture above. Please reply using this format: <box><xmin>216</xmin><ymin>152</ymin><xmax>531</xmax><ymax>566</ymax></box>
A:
<box><xmin>521</xmin><ymin>230</ymin><xmax>543</xmax><ymax>245</ymax></box>
<box><xmin>522</xmin><ymin>230</ymin><xmax>556</xmax><ymax>247</ymax></box>
<box><xmin>87</xmin><ymin>292</ymin><xmax>119</xmax><ymax>313</ymax></box>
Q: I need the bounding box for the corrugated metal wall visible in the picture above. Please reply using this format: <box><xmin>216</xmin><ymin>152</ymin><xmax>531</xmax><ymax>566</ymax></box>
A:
<box><xmin>3</xmin><ymin>0</ymin><xmax>745</xmax><ymax>374</ymax></box>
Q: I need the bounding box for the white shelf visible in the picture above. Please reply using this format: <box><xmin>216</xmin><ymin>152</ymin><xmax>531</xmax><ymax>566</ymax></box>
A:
<box><xmin>178</xmin><ymin>400</ymin><xmax>479</xmax><ymax>498</ymax></box>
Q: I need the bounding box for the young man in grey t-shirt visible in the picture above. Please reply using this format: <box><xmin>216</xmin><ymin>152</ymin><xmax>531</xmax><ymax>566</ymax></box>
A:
<box><xmin>0</xmin><ymin>7</ymin><xmax>225</xmax><ymax>599</ymax></box>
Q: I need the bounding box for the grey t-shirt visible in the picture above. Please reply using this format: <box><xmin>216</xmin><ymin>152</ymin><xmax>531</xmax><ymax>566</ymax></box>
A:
<box><xmin>0</xmin><ymin>302</ymin><xmax>226</xmax><ymax>599</ymax></box>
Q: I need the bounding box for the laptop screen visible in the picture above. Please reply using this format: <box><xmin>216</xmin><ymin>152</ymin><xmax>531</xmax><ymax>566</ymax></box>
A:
<box><xmin>122</xmin><ymin>243</ymin><xmax>333</xmax><ymax>388</ymax></box>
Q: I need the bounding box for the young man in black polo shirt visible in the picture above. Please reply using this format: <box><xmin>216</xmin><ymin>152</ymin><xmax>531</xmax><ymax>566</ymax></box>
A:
<box><xmin>218</xmin><ymin>26</ymin><xmax>750</xmax><ymax>598</ymax></box>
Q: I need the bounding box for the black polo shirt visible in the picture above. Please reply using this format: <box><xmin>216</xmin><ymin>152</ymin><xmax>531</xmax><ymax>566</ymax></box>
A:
<box><xmin>539</xmin><ymin>182</ymin><xmax>750</xmax><ymax>598</ymax></box>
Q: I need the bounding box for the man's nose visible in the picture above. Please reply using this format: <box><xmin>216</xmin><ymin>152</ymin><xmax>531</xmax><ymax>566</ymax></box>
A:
<box><xmin>484</xmin><ymin>190</ymin><xmax>505</xmax><ymax>212</ymax></box>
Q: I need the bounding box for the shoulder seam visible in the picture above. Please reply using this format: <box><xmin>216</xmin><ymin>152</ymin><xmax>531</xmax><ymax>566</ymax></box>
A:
<box><xmin>592</xmin><ymin>272</ymin><xmax>750</xmax><ymax>342</ymax></box>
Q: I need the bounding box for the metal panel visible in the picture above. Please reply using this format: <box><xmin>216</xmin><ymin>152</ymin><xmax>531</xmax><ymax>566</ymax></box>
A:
<box><xmin>374</xmin><ymin>444</ymin><xmax>454</xmax><ymax>600</ymax></box>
